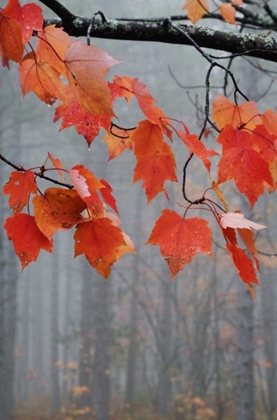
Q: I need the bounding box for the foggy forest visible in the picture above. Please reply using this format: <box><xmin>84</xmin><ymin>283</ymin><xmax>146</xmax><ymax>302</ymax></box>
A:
<box><xmin>1</xmin><ymin>0</ymin><xmax>277</xmax><ymax>420</ymax></box>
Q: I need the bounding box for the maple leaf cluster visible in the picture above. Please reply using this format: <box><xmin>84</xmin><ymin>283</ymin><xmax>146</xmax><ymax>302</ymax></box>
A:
<box><xmin>0</xmin><ymin>0</ymin><xmax>276</xmax><ymax>297</ymax></box>
<box><xmin>3</xmin><ymin>159</ymin><xmax>135</xmax><ymax>278</ymax></box>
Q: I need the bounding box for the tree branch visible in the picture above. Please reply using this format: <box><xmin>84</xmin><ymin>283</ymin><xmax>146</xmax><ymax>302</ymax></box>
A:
<box><xmin>41</xmin><ymin>13</ymin><xmax>277</xmax><ymax>63</ymax></box>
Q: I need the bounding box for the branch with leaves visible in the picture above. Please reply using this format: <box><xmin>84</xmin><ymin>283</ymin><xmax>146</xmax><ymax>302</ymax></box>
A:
<box><xmin>1</xmin><ymin>0</ymin><xmax>277</xmax><ymax>297</ymax></box>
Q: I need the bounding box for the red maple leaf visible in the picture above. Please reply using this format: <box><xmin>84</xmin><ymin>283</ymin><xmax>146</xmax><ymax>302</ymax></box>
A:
<box><xmin>4</xmin><ymin>213</ymin><xmax>53</xmax><ymax>269</ymax></box>
<box><xmin>74</xmin><ymin>217</ymin><xmax>134</xmax><ymax>278</ymax></box>
<box><xmin>217</xmin><ymin>125</ymin><xmax>273</xmax><ymax>207</ymax></box>
<box><xmin>178</xmin><ymin>129</ymin><xmax>218</xmax><ymax>172</ymax></box>
<box><xmin>133</xmin><ymin>142</ymin><xmax>178</xmax><ymax>202</ymax></box>
<box><xmin>3</xmin><ymin>0</ymin><xmax>43</xmax><ymax>43</ymax></box>
<box><xmin>147</xmin><ymin>210</ymin><xmax>212</xmax><ymax>278</ymax></box>
<box><xmin>0</xmin><ymin>12</ymin><xmax>23</xmax><ymax>66</ymax></box>
<box><xmin>54</xmin><ymin>94</ymin><xmax>110</xmax><ymax>147</ymax></box>
<box><xmin>99</xmin><ymin>179</ymin><xmax>119</xmax><ymax>214</ymax></box>
<box><xmin>2</xmin><ymin>170</ymin><xmax>37</xmax><ymax>214</ymax></box>
<box><xmin>226</xmin><ymin>243</ymin><xmax>259</xmax><ymax>298</ymax></box>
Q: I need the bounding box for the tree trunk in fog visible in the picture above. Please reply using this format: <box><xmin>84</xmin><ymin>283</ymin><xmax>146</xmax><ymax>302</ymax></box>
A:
<box><xmin>212</xmin><ymin>275</ymin><xmax>224</xmax><ymax>420</ymax></box>
<box><xmin>125</xmin><ymin>288</ymin><xmax>138</xmax><ymax>408</ymax></box>
<box><xmin>62</xmin><ymin>266</ymin><xmax>73</xmax><ymax>402</ymax></box>
<box><xmin>125</xmin><ymin>190</ymin><xmax>143</xmax><ymax>409</ymax></box>
<box><xmin>261</xmin><ymin>269</ymin><xmax>277</xmax><ymax>420</ymax></box>
<box><xmin>18</xmin><ymin>278</ymin><xmax>30</xmax><ymax>402</ymax></box>
<box><xmin>93</xmin><ymin>275</ymin><xmax>111</xmax><ymax>420</ymax></box>
<box><xmin>236</xmin><ymin>281</ymin><xmax>255</xmax><ymax>420</ymax></box>
<box><xmin>51</xmin><ymin>254</ymin><xmax>60</xmax><ymax>413</ymax></box>
<box><xmin>158</xmin><ymin>279</ymin><xmax>172</xmax><ymax>417</ymax></box>
<box><xmin>79</xmin><ymin>263</ymin><xmax>93</xmax><ymax>409</ymax></box>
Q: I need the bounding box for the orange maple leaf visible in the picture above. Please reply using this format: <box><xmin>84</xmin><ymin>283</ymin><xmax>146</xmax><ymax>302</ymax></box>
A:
<box><xmin>99</xmin><ymin>179</ymin><xmax>119</xmax><ymax>214</ymax></box>
<box><xmin>0</xmin><ymin>12</ymin><xmax>23</xmax><ymax>66</ymax></box>
<box><xmin>36</xmin><ymin>25</ymin><xmax>72</xmax><ymax>76</ymax></box>
<box><xmin>102</xmin><ymin>126</ymin><xmax>133</xmax><ymax>160</ymax></box>
<box><xmin>132</xmin><ymin>120</ymin><xmax>164</xmax><ymax>158</ymax></box>
<box><xmin>131</xmin><ymin>79</ymin><xmax>169</xmax><ymax>128</ymax></box>
<box><xmin>69</xmin><ymin>165</ymin><xmax>104</xmax><ymax>195</ymax></box>
<box><xmin>260</xmin><ymin>109</ymin><xmax>277</xmax><ymax>136</ymax></box>
<box><xmin>219</xmin><ymin>4</ymin><xmax>237</xmax><ymax>25</ymax></box>
<box><xmin>4</xmin><ymin>213</ymin><xmax>53</xmax><ymax>269</ymax></box>
<box><xmin>64</xmin><ymin>40</ymin><xmax>119</xmax><ymax>116</ymax></box>
<box><xmin>178</xmin><ymin>129</ymin><xmax>218</xmax><ymax>172</ymax></box>
<box><xmin>182</xmin><ymin>0</ymin><xmax>209</xmax><ymax>24</ymax></box>
<box><xmin>212</xmin><ymin>95</ymin><xmax>261</xmax><ymax>130</ymax></box>
<box><xmin>3</xmin><ymin>0</ymin><xmax>43</xmax><ymax>43</ymax></box>
<box><xmin>109</xmin><ymin>75</ymin><xmax>134</xmax><ymax>102</ymax></box>
<box><xmin>47</xmin><ymin>152</ymin><xmax>65</xmax><ymax>181</ymax></box>
<box><xmin>19</xmin><ymin>51</ymin><xmax>65</xmax><ymax>105</ymax></box>
<box><xmin>2</xmin><ymin>170</ymin><xmax>37</xmax><ymax>214</ymax></box>
<box><xmin>33</xmin><ymin>188</ymin><xmax>86</xmax><ymax>240</ymax></box>
<box><xmin>226</xmin><ymin>243</ymin><xmax>259</xmax><ymax>298</ymax></box>
<box><xmin>74</xmin><ymin>217</ymin><xmax>134</xmax><ymax>278</ymax></box>
<box><xmin>147</xmin><ymin>210</ymin><xmax>212</xmax><ymax>279</ymax></box>
<box><xmin>133</xmin><ymin>142</ymin><xmax>178</xmax><ymax>202</ymax></box>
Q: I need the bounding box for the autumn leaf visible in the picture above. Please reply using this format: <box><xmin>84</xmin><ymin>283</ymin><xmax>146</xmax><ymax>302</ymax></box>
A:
<box><xmin>212</xmin><ymin>181</ymin><xmax>229</xmax><ymax>212</ymax></box>
<box><xmin>133</xmin><ymin>142</ymin><xmax>178</xmax><ymax>202</ymax></box>
<box><xmin>132</xmin><ymin>120</ymin><xmax>164</xmax><ymax>158</ymax></box>
<box><xmin>36</xmin><ymin>25</ymin><xmax>72</xmax><ymax>76</ymax></box>
<box><xmin>0</xmin><ymin>12</ymin><xmax>23</xmax><ymax>66</ymax></box>
<box><xmin>109</xmin><ymin>75</ymin><xmax>134</xmax><ymax>102</ymax></box>
<box><xmin>2</xmin><ymin>170</ymin><xmax>37</xmax><ymax>214</ymax></box>
<box><xmin>33</xmin><ymin>188</ymin><xmax>86</xmax><ymax>240</ymax></box>
<box><xmin>64</xmin><ymin>40</ymin><xmax>119</xmax><ymax>116</ymax></box>
<box><xmin>99</xmin><ymin>179</ymin><xmax>119</xmax><ymax>214</ymax></box>
<box><xmin>69</xmin><ymin>165</ymin><xmax>104</xmax><ymax>211</ymax></box>
<box><xmin>54</xmin><ymin>95</ymin><xmax>111</xmax><ymax>147</ymax></box>
<box><xmin>226</xmin><ymin>243</ymin><xmax>259</xmax><ymax>298</ymax></box>
<box><xmin>217</xmin><ymin>125</ymin><xmax>273</xmax><ymax>207</ymax></box>
<box><xmin>260</xmin><ymin>109</ymin><xmax>277</xmax><ymax>136</ymax></box>
<box><xmin>3</xmin><ymin>0</ymin><xmax>43</xmax><ymax>43</ymax></box>
<box><xmin>47</xmin><ymin>152</ymin><xmax>65</xmax><ymax>181</ymax></box>
<box><xmin>219</xmin><ymin>4</ymin><xmax>237</xmax><ymax>25</ymax></box>
<box><xmin>238</xmin><ymin>228</ymin><xmax>260</xmax><ymax>270</ymax></box>
<box><xmin>147</xmin><ymin>210</ymin><xmax>212</xmax><ymax>279</ymax></box>
<box><xmin>74</xmin><ymin>217</ymin><xmax>133</xmax><ymax>278</ymax></box>
<box><xmin>131</xmin><ymin>78</ymin><xmax>169</xmax><ymax>128</ymax></box>
<box><xmin>183</xmin><ymin>0</ymin><xmax>209</xmax><ymax>24</ymax></box>
<box><xmin>220</xmin><ymin>212</ymin><xmax>267</xmax><ymax>230</ymax></box>
<box><xmin>4</xmin><ymin>213</ymin><xmax>53</xmax><ymax>269</ymax></box>
<box><xmin>19</xmin><ymin>51</ymin><xmax>65</xmax><ymax>105</ymax></box>
<box><xmin>212</xmin><ymin>95</ymin><xmax>261</xmax><ymax>130</ymax></box>
<box><xmin>178</xmin><ymin>129</ymin><xmax>218</xmax><ymax>172</ymax></box>
<box><xmin>102</xmin><ymin>126</ymin><xmax>134</xmax><ymax>160</ymax></box>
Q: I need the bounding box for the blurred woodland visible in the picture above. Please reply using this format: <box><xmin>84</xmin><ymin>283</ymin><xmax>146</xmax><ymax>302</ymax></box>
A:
<box><xmin>1</xmin><ymin>0</ymin><xmax>277</xmax><ymax>420</ymax></box>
